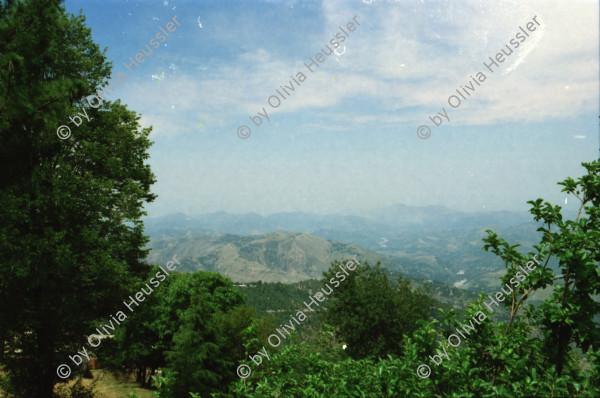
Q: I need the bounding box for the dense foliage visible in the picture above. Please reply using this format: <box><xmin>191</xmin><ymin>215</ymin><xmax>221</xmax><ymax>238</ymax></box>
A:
<box><xmin>239</xmin><ymin>280</ymin><xmax>323</xmax><ymax>318</ymax></box>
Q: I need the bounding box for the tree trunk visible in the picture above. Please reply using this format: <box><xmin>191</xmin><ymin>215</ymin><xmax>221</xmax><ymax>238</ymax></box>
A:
<box><xmin>148</xmin><ymin>368</ymin><xmax>156</xmax><ymax>387</ymax></box>
<box><xmin>33</xmin><ymin>327</ymin><xmax>57</xmax><ymax>398</ymax></box>
<box><xmin>136</xmin><ymin>366</ymin><xmax>144</xmax><ymax>383</ymax></box>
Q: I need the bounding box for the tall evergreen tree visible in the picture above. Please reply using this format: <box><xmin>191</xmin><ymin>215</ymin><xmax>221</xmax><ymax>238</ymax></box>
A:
<box><xmin>165</xmin><ymin>272</ymin><xmax>245</xmax><ymax>397</ymax></box>
<box><xmin>0</xmin><ymin>1</ymin><xmax>156</xmax><ymax>396</ymax></box>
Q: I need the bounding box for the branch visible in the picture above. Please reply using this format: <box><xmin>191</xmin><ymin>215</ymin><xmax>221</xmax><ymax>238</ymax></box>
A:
<box><xmin>575</xmin><ymin>195</ymin><xmax>585</xmax><ymax>223</ymax></box>
<box><xmin>504</xmin><ymin>285</ymin><xmax>535</xmax><ymax>334</ymax></box>
<box><xmin>0</xmin><ymin>62</ymin><xmax>14</xmax><ymax>116</ymax></box>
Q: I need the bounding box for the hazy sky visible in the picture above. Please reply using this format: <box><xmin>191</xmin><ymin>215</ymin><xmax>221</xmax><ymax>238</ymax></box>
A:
<box><xmin>63</xmin><ymin>0</ymin><xmax>599</xmax><ymax>217</ymax></box>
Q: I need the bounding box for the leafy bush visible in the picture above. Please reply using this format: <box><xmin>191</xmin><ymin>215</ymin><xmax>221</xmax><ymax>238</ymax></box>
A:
<box><xmin>54</xmin><ymin>378</ymin><xmax>97</xmax><ymax>398</ymax></box>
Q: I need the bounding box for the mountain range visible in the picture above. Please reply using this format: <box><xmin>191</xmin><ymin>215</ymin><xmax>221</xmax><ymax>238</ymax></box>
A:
<box><xmin>144</xmin><ymin>204</ymin><xmax>565</xmax><ymax>293</ymax></box>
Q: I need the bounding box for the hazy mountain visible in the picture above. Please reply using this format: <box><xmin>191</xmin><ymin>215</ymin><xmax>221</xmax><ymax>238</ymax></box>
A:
<box><xmin>146</xmin><ymin>230</ymin><xmax>392</xmax><ymax>283</ymax></box>
<box><xmin>143</xmin><ymin>205</ymin><xmax>537</xmax><ymax>240</ymax></box>
<box><xmin>143</xmin><ymin>205</ymin><xmax>551</xmax><ymax>290</ymax></box>
<box><xmin>358</xmin><ymin>204</ymin><xmax>534</xmax><ymax>230</ymax></box>
<box><xmin>143</xmin><ymin>211</ymin><xmax>392</xmax><ymax>240</ymax></box>
<box><xmin>145</xmin><ymin>228</ymin><xmax>487</xmax><ymax>312</ymax></box>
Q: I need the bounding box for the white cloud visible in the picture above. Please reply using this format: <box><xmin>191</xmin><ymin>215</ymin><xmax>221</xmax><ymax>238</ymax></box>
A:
<box><xmin>121</xmin><ymin>0</ymin><xmax>598</xmax><ymax>137</ymax></box>
<box><xmin>319</xmin><ymin>0</ymin><xmax>598</xmax><ymax>125</ymax></box>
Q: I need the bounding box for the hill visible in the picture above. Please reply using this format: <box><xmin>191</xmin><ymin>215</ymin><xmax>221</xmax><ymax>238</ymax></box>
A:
<box><xmin>145</xmin><ymin>230</ymin><xmax>390</xmax><ymax>283</ymax></box>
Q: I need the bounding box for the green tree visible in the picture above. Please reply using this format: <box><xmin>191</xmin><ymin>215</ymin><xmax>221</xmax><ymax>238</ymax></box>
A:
<box><xmin>215</xmin><ymin>305</ymin><xmax>274</xmax><ymax>365</ymax></box>
<box><xmin>165</xmin><ymin>272</ymin><xmax>245</xmax><ymax>397</ymax></box>
<box><xmin>97</xmin><ymin>267</ymin><xmax>177</xmax><ymax>387</ymax></box>
<box><xmin>481</xmin><ymin>159</ymin><xmax>600</xmax><ymax>386</ymax></box>
<box><xmin>322</xmin><ymin>260</ymin><xmax>435</xmax><ymax>359</ymax></box>
<box><xmin>0</xmin><ymin>1</ymin><xmax>156</xmax><ymax>396</ymax></box>
<box><xmin>100</xmin><ymin>271</ymin><xmax>250</xmax><ymax>395</ymax></box>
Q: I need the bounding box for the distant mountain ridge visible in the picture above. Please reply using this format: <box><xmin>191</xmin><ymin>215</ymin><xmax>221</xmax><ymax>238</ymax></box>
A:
<box><xmin>143</xmin><ymin>204</ymin><xmax>536</xmax><ymax>239</ymax></box>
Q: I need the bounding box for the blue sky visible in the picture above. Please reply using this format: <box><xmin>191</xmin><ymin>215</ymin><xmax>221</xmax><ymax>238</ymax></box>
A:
<box><xmin>63</xmin><ymin>0</ymin><xmax>599</xmax><ymax>217</ymax></box>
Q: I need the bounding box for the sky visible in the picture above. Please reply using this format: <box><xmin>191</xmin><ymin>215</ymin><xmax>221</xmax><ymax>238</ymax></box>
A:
<box><xmin>62</xmin><ymin>0</ymin><xmax>599</xmax><ymax>218</ymax></box>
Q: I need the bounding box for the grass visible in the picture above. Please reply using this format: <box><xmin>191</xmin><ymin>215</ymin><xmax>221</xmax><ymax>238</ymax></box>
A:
<box><xmin>55</xmin><ymin>369</ymin><xmax>156</xmax><ymax>398</ymax></box>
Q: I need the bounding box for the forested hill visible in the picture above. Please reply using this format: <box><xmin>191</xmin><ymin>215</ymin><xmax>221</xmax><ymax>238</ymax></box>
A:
<box><xmin>238</xmin><ymin>276</ymin><xmax>480</xmax><ymax>324</ymax></box>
